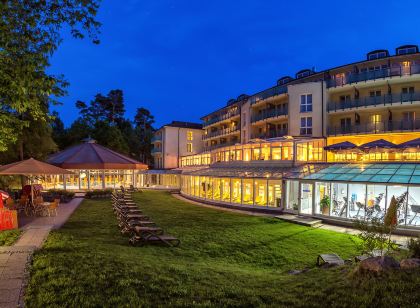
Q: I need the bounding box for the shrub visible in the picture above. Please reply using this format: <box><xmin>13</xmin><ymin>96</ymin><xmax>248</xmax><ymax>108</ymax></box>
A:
<box><xmin>407</xmin><ymin>236</ymin><xmax>420</xmax><ymax>258</ymax></box>
<box><xmin>45</xmin><ymin>189</ymin><xmax>75</xmax><ymax>202</ymax></box>
<box><xmin>85</xmin><ymin>189</ymin><xmax>113</xmax><ymax>199</ymax></box>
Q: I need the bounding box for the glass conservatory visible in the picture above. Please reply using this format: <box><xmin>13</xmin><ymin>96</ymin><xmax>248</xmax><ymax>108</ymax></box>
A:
<box><xmin>284</xmin><ymin>163</ymin><xmax>420</xmax><ymax>228</ymax></box>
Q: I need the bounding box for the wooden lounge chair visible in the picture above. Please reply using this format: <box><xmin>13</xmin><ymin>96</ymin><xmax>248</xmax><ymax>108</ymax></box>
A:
<box><xmin>317</xmin><ymin>253</ymin><xmax>344</xmax><ymax>266</ymax></box>
<box><xmin>129</xmin><ymin>228</ymin><xmax>180</xmax><ymax>247</ymax></box>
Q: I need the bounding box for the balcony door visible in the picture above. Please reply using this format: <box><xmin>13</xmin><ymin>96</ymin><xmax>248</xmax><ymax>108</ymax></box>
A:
<box><xmin>401</xmin><ymin>61</ymin><xmax>411</xmax><ymax>75</ymax></box>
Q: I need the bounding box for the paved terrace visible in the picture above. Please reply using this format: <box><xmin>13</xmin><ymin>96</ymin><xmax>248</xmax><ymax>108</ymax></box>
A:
<box><xmin>0</xmin><ymin>197</ymin><xmax>83</xmax><ymax>308</ymax></box>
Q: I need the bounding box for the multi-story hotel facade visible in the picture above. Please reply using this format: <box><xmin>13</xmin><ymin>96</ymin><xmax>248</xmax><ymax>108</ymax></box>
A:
<box><xmin>149</xmin><ymin>44</ymin><xmax>420</xmax><ymax>233</ymax></box>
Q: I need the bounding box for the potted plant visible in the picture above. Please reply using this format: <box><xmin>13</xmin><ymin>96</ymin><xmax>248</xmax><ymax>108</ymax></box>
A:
<box><xmin>320</xmin><ymin>195</ymin><xmax>330</xmax><ymax>215</ymax></box>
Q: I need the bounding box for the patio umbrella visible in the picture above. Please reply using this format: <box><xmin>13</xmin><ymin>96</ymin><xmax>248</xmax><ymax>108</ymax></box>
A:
<box><xmin>324</xmin><ymin>141</ymin><xmax>357</xmax><ymax>151</ymax></box>
<box><xmin>358</xmin><ymin>139</ymin><xmax>397</xmax><ymax>151</ymax></box>
<box><xmin>0</xmin><ymin>158</ymin><xmax>73</xmax><ymax>202</ymax></box>
<box><xmin>397</xmin><ymin>138</ymin><xmax>420</xmax><ymax>149</ymax></box>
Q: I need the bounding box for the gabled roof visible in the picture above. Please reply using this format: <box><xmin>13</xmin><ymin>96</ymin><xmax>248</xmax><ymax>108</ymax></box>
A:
<box><xmin>47</xmin><ymin>141</ymin><xmax>148</xmax><ymax>170</ymax></box>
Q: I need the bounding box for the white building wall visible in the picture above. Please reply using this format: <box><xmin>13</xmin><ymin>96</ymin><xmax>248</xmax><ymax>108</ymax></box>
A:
<box><xmin>162</xmin><ymin>126</ymin><xmax>204</xmax><ymax>169</ymax></box>
<box><xmin>241</xmin><ymin>100</ymin><xmax>251</xmax><ymax>143</ymax></box>
<box><xmin>287</xmin><ymin>81</ymin><xmax>327</xmax><ymax>137</ymax></box>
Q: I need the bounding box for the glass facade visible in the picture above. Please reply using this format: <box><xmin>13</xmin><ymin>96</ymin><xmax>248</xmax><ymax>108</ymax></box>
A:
<box><xmin>181</xmin><ymin>175</ymin><xmax>281</xmax><ymax>208</ymax></box>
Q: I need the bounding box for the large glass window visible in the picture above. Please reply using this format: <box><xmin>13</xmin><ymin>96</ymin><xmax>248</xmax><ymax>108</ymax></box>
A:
<box><xmin>199</xmin><ymin>177</ymin><xmax>206</xmax><ymax>198</ymax></box>
<box><xmin>242</xmin><ymin>179</ymin><xmax>254</xmax><ymax>205</ymax></box>
<box><xmin>331</xmin><ymin>183</ymin><xmax>348</xmax><ymax>218</ymax></box>
<box><xmin>261</xmin><ymin>146</ymin><xmax>270</xmax><ymax>160</ymax></box>
<box><xmin>286</xmin><ymin>181</ymin><xmax>299</xmax><ymax>211</ymax></box>
<box><xmin>254</xmin><ymin>179</ymin><xmax>267</xmax><ymax>206</ymax></box>
<box><xmin>232</xmin><ymin>178</ymin><xmax>242</xmax><ymax>203</ymax></box>
<box><xmin>366</xmin><ymin>185</ymin><xmax>386</xmax><ymax>220</ymax></box>
<box><xmin>205</xmin><ymin>177</ymin><xmax>212</xmax><ymax>199</ymax></box>
<box><xmin>348</xmin><ymin>184</ymin><xmax>366</xmax><ymax>219</ymax></box>
<box><xmin>252</xmin><ymin>147</ymin><xmax>261</xmax><ymax>160</ymax></box>
<box><xmin>300</xmin><ymin>183</ymin><xmax>313</xmax><ymax>215</ymax></box>
<box><xmin>315</xmin><ymin>182</ymin><xmax>330</xmax><ymax>215</ymax></box>
<box><xmin>268</xmin><ymin>180</ymin><xmax>281</xmax><ymax>207</ymax></box>
<box><xmin>194</xmin><ymin>176</ymin><xmax>200</xmax><ymax>197</ymax></box>
<box><xmin>221</xmin><ymin>178</ymin><xmax>231</xmax><ymax>202</ymax></box>
<box><xmin>212</xmin><ymin>178</ymin><xmax>221</xmax><ymax>200</ymax></box>
<box><xmin>407</xmin><ymin>186</ymin><xmax>420</xmax><ymax>227</ymax></box>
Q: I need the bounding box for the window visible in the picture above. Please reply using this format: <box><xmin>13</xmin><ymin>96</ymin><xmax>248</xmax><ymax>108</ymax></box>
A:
<box><xmin>370</xmin><ymin>114</ymin><xmax>382</xmax><ymax>124</ymax></box>
<box><xmin>300</xmin><ymin>117</ymin><xmax>312</xmax><ymax>135</ymax></box>
<box><xmin>402</xmin><ymin>87</ymin><xmax>415</xmax><ymax>94</ymax></box>
<box><xmin>369</xmin><ymin>90</ymin><xmax>381</xmax><ymax>97</ymax></box>
<box><xmin>340</xmin><ymin>118</ymin><xmax>351</xmax><ymax>132</ymax></box>
<box><xmin>187</xmin><ymin>131</ymin><xmax>193</xmax><ymax>141</ymax></box>
<box><xmin>397</xmin><ymin>47</ymin><xmax>417</xmax><ymax>55</ymax></box>
<box><xmin>300</xmin><ymin>94</ymin><xmax>313</xmax><ymax>112</ymax></box>
<box><xmin>187</xmin><ymin>143</ymin><xmax>193</xmax><ymax>153</ymax></box>
<box><xmin>368</xmin><ymin>51</ymin><xmax>388</xmax><ymax>60</ymax></box>
<box><xmin>339</xmin><ymin>95</ymin><xmax>351</xmax><ymax>102</ymax></box>
<box><xmin>403</xmin><ymin>111</ymin><xmax>415</xmax><ymax>122</ymax></box>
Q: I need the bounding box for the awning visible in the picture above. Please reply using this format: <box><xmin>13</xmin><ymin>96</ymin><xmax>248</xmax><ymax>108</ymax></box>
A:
<box><xmin>358</xmin><ymin>139</ymin><xmax>397</xmax><ymax>150</ymax></box>
<box><xmin>397</xmin><ymin>138</ymin><xmax>420</xmax><ymax>149</ymax></box>
<box><xmin>284</xmin><ymin>163</ymin><xmax>420</xmax><ymax>185</ymax></box>
<box><xmin>324</xmin><ymin>141</ymin><xmax>357</xmax><ymax>151</ymax></box>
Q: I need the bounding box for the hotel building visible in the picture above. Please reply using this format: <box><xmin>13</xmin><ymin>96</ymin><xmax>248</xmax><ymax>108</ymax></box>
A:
<box><xmin>149</xmin><ymin>44</ymin><xmax>420</xmax><ymax>233</ymax></box>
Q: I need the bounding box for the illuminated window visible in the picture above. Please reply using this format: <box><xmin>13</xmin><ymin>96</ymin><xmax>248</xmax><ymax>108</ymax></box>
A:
<box><xmin>370</xmin><ymin>114</ymin><xmax>382</xmax><ymax>124</ymax></box>
<box><xmin>187</xmin><ymin>131</ymin><xmax>193</xmax><ymax>141</ymax></box>
<box><xmin>187</xmin><ymin>143</ymin><xmax>193</xmax><ymax>153</ymax></box>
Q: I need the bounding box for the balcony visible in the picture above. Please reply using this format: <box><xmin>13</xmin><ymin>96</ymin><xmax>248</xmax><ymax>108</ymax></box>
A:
<box><xmin>151</xmin><ymin>135</ymin><xmax>162</xmax><ymax>142</ymax></box>
<box><xmin>327</xmin><ymin>64</ymin><xmax>420</xmax><ymax>88</ymax></box>
<box><xmin>327</xmin><ymin>119</ymin><xmax>420</xmax><ymax>136</ymax></box>
<box><xmin>248</xmin><ymin>85</ymin><xmax>287</xmax><ymax>105</ymax></box>
<box><xmin>251</xmin><ymin>130</ymin><xmax>288</xmax><ymax>139</ymax></box>
<box><xmin>251</xmin><ymin>107</ymin><xmax>288</xmax><ymax>123</ymax></box>
<box><xmin>203</xmin><ymin>126</ymin><xmax>240</xmax><ymax>140</ymax></box>
<box><xmin>203</xmin><ymin>109</ymin><xmax>240</xmax><ymax>127</ymax></box>
<box><xmin>204</xmin><ymin>140</ymin><xmax>238</xmax><ymax>152</ymax></box>
<box><xmin>327</xmin><ymin>92</ymin><xmax>420</xmax><ymax>112</ymax></box>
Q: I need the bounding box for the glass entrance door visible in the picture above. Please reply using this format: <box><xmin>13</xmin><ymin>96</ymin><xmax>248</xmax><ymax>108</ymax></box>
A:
<box><xmin>300</xmin><ymin>183</ymin><xmax>313</xmax><ymax>215</ymax></box>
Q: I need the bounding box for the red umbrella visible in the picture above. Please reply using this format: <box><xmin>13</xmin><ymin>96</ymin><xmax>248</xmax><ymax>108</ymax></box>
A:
<box><xmin>0</xmin><ymin>190</ymin><xmax>9</xmax><ymax>200</ymax></box>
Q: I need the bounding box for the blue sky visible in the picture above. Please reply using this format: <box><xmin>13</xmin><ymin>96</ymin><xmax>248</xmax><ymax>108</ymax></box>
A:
<box><xmin>50</xmin><ymin>0</ymin><xmax>420</xmax><ymax>128</ymax></box>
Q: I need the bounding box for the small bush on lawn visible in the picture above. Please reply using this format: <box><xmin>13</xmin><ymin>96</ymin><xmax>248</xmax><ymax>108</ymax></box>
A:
<box><xmin>85</xmin><ymin>189</ymin><xmax>113</xmax><ymax>199</ymax></box>
<box><xmin>408</xmin><ymin>236</ymin><xmax>420</xmax><ymax>258</ymax></box>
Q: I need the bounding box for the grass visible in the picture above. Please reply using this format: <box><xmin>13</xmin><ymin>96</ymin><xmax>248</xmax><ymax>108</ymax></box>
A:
<box><xmin>0</xmin><ymin>229</ymin><xmax>21</xmax><ymax>246</ymax></box>
<box><xmin>25</xmin><ymin>191</ymin><xmax>420</xmax><ymax>307</ymax></box>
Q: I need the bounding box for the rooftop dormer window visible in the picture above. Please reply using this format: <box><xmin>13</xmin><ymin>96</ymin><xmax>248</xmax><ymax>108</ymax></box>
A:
<box><xmin>367</xmin><ymin>50</ymin><xmax>388</xmax><ymax>60</ymax></box>
<box><xmin>277</xmin><ymin>76</ymin><xmax>293</xmax><ymax>85</ymax></box>
<box><xmin>396</xmin><ymin>45</ymin><xmax>419</xmax><ymax>55</ymax></box>
<box><xmin>296</xmin><ymin>69</ymin><xmax>313</xmax><ymax>79</ymax></box>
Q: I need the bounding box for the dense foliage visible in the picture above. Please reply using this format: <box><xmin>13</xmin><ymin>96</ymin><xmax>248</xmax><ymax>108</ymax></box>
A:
<box><xmin>0</xmin><ymin>0</ymin><xmax>101</xmax><ymax>155</ymax></box>
<box><xmin>53</xmin><ymin>90</ymin><xmax>155</xmax><ymax>165</ymax></box>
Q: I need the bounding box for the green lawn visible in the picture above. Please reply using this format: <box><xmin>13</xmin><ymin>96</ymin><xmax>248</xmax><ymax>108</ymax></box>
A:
<box><xmin>0</xmin><ymin>229</ymin><xmax>21</xmax><ymax>246</ymax></box>
<box><xmin>25</xmin><ymin>191</ymin><xmax>420</xmax><ymax>307</ymax></box>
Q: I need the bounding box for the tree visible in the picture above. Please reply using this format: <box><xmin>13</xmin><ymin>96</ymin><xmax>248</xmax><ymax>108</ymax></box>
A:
<box><xmin>0</xmin><ymin>0</ymin><xmax>100</xmax><ymax>152</ymax></box>
<box><xmin>134</xmin><ymin>107</ymin><xmax>155</xmax><ymax>164</ymax></box>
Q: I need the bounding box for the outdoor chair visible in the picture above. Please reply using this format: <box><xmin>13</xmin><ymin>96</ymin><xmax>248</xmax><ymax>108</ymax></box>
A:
<box><xmin>129</xmin><ymin>227</ymin><xmax>180</xmax><ymax>247</ymax></box>
<box><xmin>47</xmin><ymin>199</ymin><xmax>59</xmax><ymax>216</ymax></box>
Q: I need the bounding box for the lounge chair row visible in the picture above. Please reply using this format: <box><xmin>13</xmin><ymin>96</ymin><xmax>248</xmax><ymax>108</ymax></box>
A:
<box><xmin>111</xmin><ymin>191</ymin><xmax>180</xmax><ymax>247</ymax></box>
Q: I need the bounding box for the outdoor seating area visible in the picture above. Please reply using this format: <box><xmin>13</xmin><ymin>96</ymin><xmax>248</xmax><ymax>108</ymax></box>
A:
<box><xmin>111</xmin><ymin>191</ymin><xmax>180</xmax><ymax>247</ymax></box>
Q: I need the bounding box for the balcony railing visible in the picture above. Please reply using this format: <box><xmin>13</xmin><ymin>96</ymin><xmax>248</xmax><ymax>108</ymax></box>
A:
<box><xmin>327</xmin><ymin>119</ymin><xmax>420</xmax><ymax>136</ymax></box>
<box><xmin>248</xmin><ymin>85</ymin><xmax>287</xmax><ymax>105</ymax></box>
<box><xmin>203</xmin><ymin>109</ymin><xmax>240</xmax><ymax>127</ymax></box>
<box><xmin>203</xmin><ymin>126</ymin><xmax>240</xmax><ymax>140</ymax></box>
<box><xmin>151</xmin><ymin>135</ymin><xmax>162</xmax><ymax>142</ymax></box>
<box><xmin>327</xmin><ymin>64</ymin><xmax>420</xmax><ymax>88</ymax></box>
<box><xmin>251</xmin><ymin>107</ymin><xmax>288</xmax><ymax>123</ymax></box>
<box><xmin>204</xmin><ymin>140</ymin><xmax>238</xmax><ymax>152</ymax></box>
<box><xmin>251</xmin><ymin>130</ymin><xmax>288</xmax><ymax>139</ymax></box>
<box><xmin>327</xmin><ymin>92</ymin><xmax>420</xmax><ymax>112</ymax></box>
